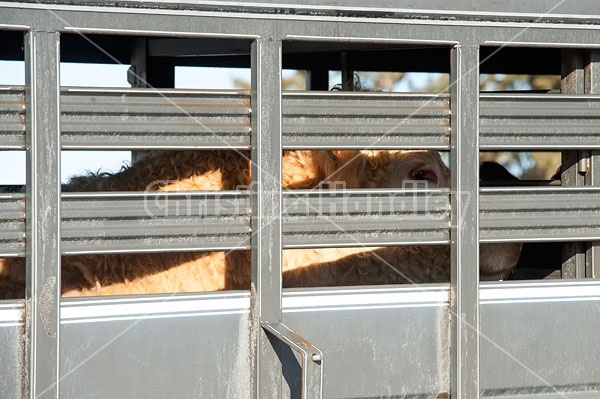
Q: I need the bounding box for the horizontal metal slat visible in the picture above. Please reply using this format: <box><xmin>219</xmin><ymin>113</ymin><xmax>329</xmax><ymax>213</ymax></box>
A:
<box><xmin>60</xmin><ymin>88</ymin><xmax>251</xmax><ymax>149</ymax></box>
<box><xmin>480</xmin><ymin>94</ymin><xmax>600</xmax><ymax>149</ymax></box>
<box><xmin>60</xmin><ymin>190</ymin><xmax>451</xmax><ymax>253</ymax></box>
<box><xmin>282</xmin><ymin>92</ymin><xmax>450</xmax><ymax>149</ymax></box>
<box><xmin>0</xmin><ymin>86</ymin><xmax>26</xmax><ymax>149</ymax></box>
<box><xmin>480</xmin><ymin>187</ymin><xmax>600</xmax><ymax>242</ymax></box>
<box><xmin>11</xmin><ymin>187</ymin><xmax>600</xmax><ymax>254</ymax></box>
<box><xmin>0</xmin><ymin>194</ymin><xmax>25</xmax><ymax>256</ymax></box>
<box><xmin>10</xmin><ymin>87</ymin><xmax>600</xmax><ymax>151</ymax></box>
<box><xmin>60</xmin><ymin>192</ymin><xmax>251</xmax><ymax>254</ymax></box>
<box><xmin>282</xmin><ymin>189</ymin><xmax>450</xmax><ymax>247</ymax></box>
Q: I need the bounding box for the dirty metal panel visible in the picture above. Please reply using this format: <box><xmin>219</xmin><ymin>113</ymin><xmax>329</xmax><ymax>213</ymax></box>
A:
<box><xmin>59</xmin><ymin>293</ymin><xmax>253</xmax><ymax>399</ymax></box>
<box><xmin>60</xmin><ymin>88</ymin><xmax>251</xmax><ymax>150</ymax></box>
<box><xmin>480</xmin><ymin>94</ymin><xmax>600</xmax><ymax>150</ymax></box>
<box><xmin>282</xmin><ymin>189</ymin><xmax>450</xmax><ymax>248</ymax></box>
<box><xmin>11</xmin><ymin>0</ymin><xmax>600</xmax><ymax>25</ymax></box>
<box><xmin>59</xmin><ymin>190</ymin><xmax>450</xmax><ymax>255</ymax></box>
<box><xmin>282</xmin><ymin>92</ymin><xmax>450</xmax><ymax>149</ymax></box>
<box><xmin>0</xmin><ymin>301</ymin><xmax>24</xmax><ymax>399</ymax></box>
<box><xmin>60</xmin><ymin>192</ymin><xmax>252</xmax><ymax>254</ymax></box>
<box><xmin>0</xmin><ymin>193</ymin><xmax>25</xmax><ymax>256</ymax></box>
<box><xmin>480</xmin><ymin>188</ymin><xmax>600</xmax><ymax>242</ymax></box>
<box><xmin>480</xmin><ymin>281</ymin><xmax>600</xmax><ymax>397</ymax></box>
<box><xmin>282</xmin><ymin>286</ymin><xmax>450</xmax><ymax>398</ymax></box>
<box><xmin>0</xmin><ymin>86</ymin><xmax>25</xmax><ymax>149</ymax></box>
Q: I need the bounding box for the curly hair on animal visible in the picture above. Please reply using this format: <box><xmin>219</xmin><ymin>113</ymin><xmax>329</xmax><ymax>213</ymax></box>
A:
<box><xmin>0</xmin><ymin>149</ymin><xmax>521</xmax><ymax>298</ymax></box>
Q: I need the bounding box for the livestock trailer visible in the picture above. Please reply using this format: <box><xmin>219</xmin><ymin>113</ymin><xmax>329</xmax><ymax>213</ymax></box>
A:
<box><xmin>1</xmin><ymin>1</ymin><xmax>600</xmax><ymax>398</ymax></box>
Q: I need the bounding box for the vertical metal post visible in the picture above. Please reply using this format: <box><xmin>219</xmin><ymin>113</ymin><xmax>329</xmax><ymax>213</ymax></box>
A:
<box><xmin>560</xmin><ymin>49</ymin><xmax>586</xmax><ymax>278</ymax></box>
<box><xmin>584</xmin><ymin>50</ymin><xmax>600</xmax><ymax>278</ymax></box>
<box><xmin>450</xmin><ymin>44</ymin><xmax>480</xmax><ymax>399</ymax></box>
<box><xmin>24</xmin><ymin>30</ymin><xmax>61</xmax><ymax>399</ymax></box>
<box><xmin>129</xmin><ymin>38</ymin><xmax>150</xmax><ymax>164</ymax></box>
<box><xmin>340</xmin><ymin>51</ymin><xmax>354</xmax><ymax>91</ymax></box>
<box><xmin>251</xmin><ymin>36</ymin><xmax>283</xmax><ymax>398</ymax></box>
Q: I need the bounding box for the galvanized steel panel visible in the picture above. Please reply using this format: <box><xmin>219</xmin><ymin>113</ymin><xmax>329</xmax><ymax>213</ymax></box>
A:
<box><xmin>58</xmin><ymin>190</ymin><xmax>450</xmax><ymax>254</ymax></box>
<box><xmin>61</xmin><ymin>88</ymin><xmax>251</xmax><ymax>149</ymax></box>
<box><xmin>59</xmin><ymin>293</ymin><xmax>253</xmax><ymax>399</ymax></box>
<box><xmin>60</xmin><ymin>192</ymin><xmax>251</xmax><ymax>254</ymax></box>
<box><xmin>7</xmin><ymin>87</ymin><xmax>600</xmax><ymax>152</ymax></box>
<box><xmin>480</xmin><ymin>187</ymin><xmax>600</xmax><ymax>242</ymax></box>
<box><xmin>283</xmin><ymin>92</ymin><xmax>450</xmax><ymax>149</ymax></box>
<box><xmin>282</xmin><ymin>286</ymin><xmax>450</xmax><ymax>398</ymax></box>
<box><xmin>0</xmin><ymin>193</ymin><xmax>25</xmax><ymax>256</ymax></box>
<box><xmin>282</xmin><ymin>189</ymin><xmax>450</xmax><ymax>247</ymax></box>
<box><xmin>0</xmin><ymin>86</ymin><xmax>26</xmax><ymax>149</ymax></box>
<box><xmin>10</xmin><ymin>0</ymin><xmax>600</xmax><ymax>25</ymax></box>
<box><xmin>480</xmin><ymin>281</ymin><xmax>600</xmax><ymax>396</ymax></box>
<box><xmin>0</xmin><ymin>301</ymin><xmax>24</xmax><ymax>399</ymax></box>
<box><xmin>481</xmin><ymin>94</ymin><xmax>600</xmax><ymax>149</ymax></box>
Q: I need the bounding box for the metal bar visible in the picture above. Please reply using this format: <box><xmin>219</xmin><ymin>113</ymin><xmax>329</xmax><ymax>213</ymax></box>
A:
<box><xmin>340</xmin><ymin>51</ymin><xmax>354</xmax><ymax>91</ymax></box>
<box><xmin>0</xmin><ymin>189</ymin><xmax>448</xmax><ymax>255</ymax></box>
<box><xmin>282</xmin><ymin>189</ymin><xmax>450</xmax><ymax>248</ymax></box>
<box><xmin>0</xmin><ymin>86</ymin><xmax>26</xmax><ymax>149</ymax></box>
<box><xmin>0</xmin><ymin>193</ymin><xmax>25</xmax><ymax>256</ymax></box>
<box><xmin>251</xmin><ymin>37</ymin><xmax>283</xmax><ymax>399</ymax></box>
<box><xmin>585</xmin><ymin>50</ymin><xmax>600</xmax><ymax>278</ymax></box>
<box><xmin>129</xmin><ymin>37</ymin><xmax>151</xmax><ymax>163</ymax></box>
<box><xmin>262</xmin><ymin>321</ymin><xmax>323</xmax><ymax>399</ymax></box>
<box><xmin>282</xmin><ymin>92</ymin><xmax>450</xmax><ymax>149</ymax></box>
<box><xmin>60</xmin><ymin>88</ymin><xmax>251</xmax><ymax>150</ymax></box>
<box><xmin>450</xmin><ymin>44</ymin><xmax>480</xmax><ymax>399</ymax></box>
<box><xmin>11</xmin><ymin>189</ymin><xmax>597</xmax><ymax>254</ymax></box>
<box><xmin>479</xmin><ymin>93</ymin><xmax>600</xmax><ymax>150</ymax></box>
<box><xmin>8</xmin><ymin>85</ymin><xmax>600</xmax><ymax>151</ymax></box>
<box><xmin>24</xmin><ymin>30</ymin><xmax>61</xmax><ymax>399</ymax></box>
<box><xmin>60</xmin><ymin>192</ymin><xmax>251</xmax><ymax>254</ymax></box>
<box><xmin>479</xmin><ymin>188</ymin><xmax>600</xmax><ymax>242</ymax></box>
<box><xmin>561</xmin><ymin>49</ymin><xmax>586</xmax><ymax>278</ymax></box>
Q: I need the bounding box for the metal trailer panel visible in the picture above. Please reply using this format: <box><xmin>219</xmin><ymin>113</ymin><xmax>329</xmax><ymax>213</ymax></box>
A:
<box><xmin>282</xmin><ymin>189</ymin><xmax>450</xmax><ymax>248</ymax></box>
<box><xmin>449</xmin><ymin>43</ymin><xmax>481</xmax><ymax>399</ymax></box>
<box><xmin>250</xmin><ymin>37</ymin><xmax>284</xmax><ymax>399</ymax></box>
<box><xmin>480</xmin><ymin>188</ymin><xmax>600</xmax><ymax>243</ymax></box>
<box><xmin>480</xmin><ymin>282</ymin><xmax>600</xmax><ymax>397</ymax></box>
<box><xmin>60</xmin><ymin>192</ymin><xmax>252</xmax><ymax>254</ymax></box>
<box><xmin>9</xmin><ymin>0</ymin><xmax>600</xmax><ymax>24</ymax></box>
<box><xmin>58</xmin><ymin>293</ymin><xmax>253</xmax><ymax>399</ymax></box>
<box><xmin>3</xmin><ymin>283</ymin><xmax>600</xmax><ymax>399</ymax></box>
<box><xmin>282</xmin><ymin>92</ymin><xmax>450</xmax><ymax>150</ymax></box>
<box><xmin>480</xmin><ymin>94</ymin><xmax>600</xmax><ymax>150</ymax></box>
<box><xmin>24</xmin><ymin>30</ymin><xmax>61</xmax><ymax>399</ymax></box>
<box><xmin>0</xmin><ymin>302</ymin><xmax>25</xmax><ymax>399</ymax></box>
<box><xmin>56</xmin><ymin>287</ymin><xmax>451</xmax><ymax>399</ymax></box>
<box><xmin>6</xmin><ymin>88</ymin><xmax>600</xmax><ymax>151</ymax></box>
<box><xmin>7</xmin><ymin>187</ymin><xmax>600</xmax><ymax>256</ymax></box>
<box><xmin>1</xmin><ymin>2</ymin><xmax>600</xmax><ymax>399</ymax></box>
<box><xmin>0</xmin><ymin>86</ymin><xmax>25</xmax><ymax>149</ymax></box>
<box><xmin>0</xmin><ymin>193</ymin><xmax>25</xmax><ymax>256</ymax></box>
<box><xmin>282</xmin><ymin>286</ymin><xmax>450</xmax><ymax>398</ymax></box>
<box><xmin>61</xmin><ymin>88</ymin><xmax>251</xmax><ymax>150</ymax></box>
<box><xmin>3</xmin><ymin>3</ymin><xmax>600</xmax><ymax>50</ymax></box>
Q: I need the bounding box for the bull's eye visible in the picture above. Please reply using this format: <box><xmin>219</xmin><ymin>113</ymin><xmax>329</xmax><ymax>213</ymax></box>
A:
<box><xmin>413</xmin><ymin>169</ymin><xmax>426</xmax><ymax>180</ymax></box>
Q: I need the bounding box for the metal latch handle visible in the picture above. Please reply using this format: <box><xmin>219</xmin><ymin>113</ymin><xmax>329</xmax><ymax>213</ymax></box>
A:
<box><xmin>262</xmin><ymin>321</ymin><xmax>323</xmax><ymax>399</ymax></box>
